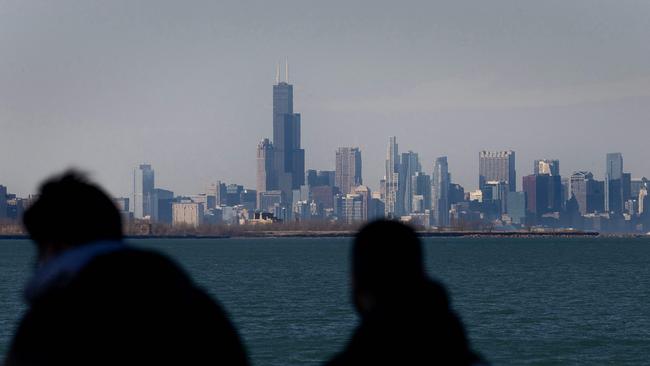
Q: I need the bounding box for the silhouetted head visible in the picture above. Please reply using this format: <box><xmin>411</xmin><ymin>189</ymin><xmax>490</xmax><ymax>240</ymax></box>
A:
<box><xmin>23</xmin><ymin>171</ymin><xmax>123</xmax><ymax>262</ymax></box>
<box><xmin>352</xmin><ymin>220</ymin><xmax>426</xmax><ymax>315</ymax></box>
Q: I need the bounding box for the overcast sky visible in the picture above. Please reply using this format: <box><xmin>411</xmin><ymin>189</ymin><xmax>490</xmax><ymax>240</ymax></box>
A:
<box><xmin>2</xmin><ymin>0</ymin><xmax>650</xmax><ymax>197</ymax></box>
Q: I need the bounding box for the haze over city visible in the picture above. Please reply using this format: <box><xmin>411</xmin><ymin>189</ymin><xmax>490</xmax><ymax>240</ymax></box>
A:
<box><xmin>2</xmin><ymin>0</ymin><xmax>650</xmax><ymax>197</ymax></box>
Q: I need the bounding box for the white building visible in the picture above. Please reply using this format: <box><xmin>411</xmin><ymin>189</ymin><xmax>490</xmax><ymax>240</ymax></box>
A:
<box><xmin>172</xmin><ymin>202</ymin><xmax>204</xmax><ymax>228</ymax></box>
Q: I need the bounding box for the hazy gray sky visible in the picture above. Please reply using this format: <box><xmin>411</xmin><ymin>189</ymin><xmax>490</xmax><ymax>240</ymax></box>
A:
<box><xmin>2</xmin><ymin>0</ymin><xmax>650</xmax><ymax>197</ymax></box>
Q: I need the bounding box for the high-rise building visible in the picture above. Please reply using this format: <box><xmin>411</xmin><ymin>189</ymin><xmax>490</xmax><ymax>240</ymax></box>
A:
<box><xmin>335</xmin><ymin>147</ymin><xmax>362</xmax><ymax>195</ymax></box>
<box><xmin>432</xmin><ymin>157</ymin><xmax>450</xmax><ymax>226</ymax></box>
<box><xmin>570</xmin><ymin>171</ymin><xmax>601</xmax><ymax>215</ymax></box>
<box><xmin>258</xmin><ymin>191</ymin><xmax>284</xmax><ymax>214</ymax></box>
<box><xmin>561</xmin><ymin>177</ymin><xmax>571</xmax><ymax>205</ymax></box>
<box><xmin>622</xmin><ymin>172</ymin><xmax>632</xmax><ymax>202</ymax></box>
<box><xmin>506</xmin><ymin>191</ymin><xmax>527</xmax><ymax>225</ymax></box>
<box><xmin>479</xmin><ymin>151</ymin><xmax>516</xmax><ymax>192</ymax></box>
<box><xmin>152</xmin><ymin>188</ymin><xmax>174</xmax><ymax>224</ymax></box>
<box><xmin>341</xmin><ymin>194</ymin><xmax>366</xmax><ymax>224</ymax></box>
<box><xmin>605</xmin><ymin>153</ymin><xmax>624</xmax><ymax>214</ymax></box>
<box><xmin>523</xmin><ymin>174</ymin><xmax>563</xmax><ymax>218</ymax></box>
<box><xmin>522</xmin><ymin>175</ymin><xmax>543</xmax><ymax>218</ymax></box>
<box><xmin>449</xmin><ymin>183</ymin><xmax>465</xmax><ymax>205</ymax></box>
<box><xmin>311</xmin><ymin>186</ymin><xmax>335</xmax><ymax>211</ymax></box>
<box><xmin>133</xmin><ymin>164</ymin><xmax>154</xmax><ymax>219</ymax></box>
<box><xmin>534</xmin><ymin>159</ymin><xmax>560</xmax><ymax>176</ymax></box>
<box><xmin>412</xmin><ymin>172</ymin><xmax>431</xmax><ymax>211</ymax></box>
<box><xmin>0</xmin><ymin>185</ymin><xmax>7</xmax><ymax>220</ymax></box>
<box><xmin>272</xmin><ymin>63</ymin><xmax>305</xmax><ymax>200</ymax></box>
<box><xmin>640</xmin><ymin>187</ymin><xmax>649</xmax><ymax>215</ymax></box>
<box><xmin>399</xmin><ymin>151</ymin><xmax>420</xmax><ymax>215</ymax></box>
<box><xmin>256</xmin><ymin>138</ymin><xmax>275</xmax><ymax>195</ymax></box>
<box><xmin>384</xmin><ymin>137</ymin><xmax>401</xmax><ymax>217</ymax></box>
<box><xmin>353</xmin><ymin>185</ymin><xmax>372</xmax><ymax>222</ymax></box>
<box><xmin>484</xmin><ymin>180</ymin><xmax>509</xmax><ymax>215</ymax></box>
<box><xmin>631</xmin><ymin>177</ymin><xmax>649</xmax><ymax>199</ymax></box>
<box><xmin>225</xmin><ymin>184</ymin><xmax>244</xmax><ymax>206</ymax></box>
<box><xmin>6</xmin><ymin>196</ymin><xmax>27</xmax><ymax>222</ymax></box>
<box><xmin>207</xmin><ymin>181</ymin><xmax>227</xmax><ymax>208</ymax></box>
<box><xmin>240</xmin><ymin>189</ymin><xmax>257</xmax><ymax>212</ymax></box>
<box><xmin>306</xmin><ymin>170</ymin><xmax>336</xmax><ymax>187</ymax></box>
<box><xmin>591</xmin><ymin>180</ymin><xmax>606</xmax><ymax>214</ymax></box>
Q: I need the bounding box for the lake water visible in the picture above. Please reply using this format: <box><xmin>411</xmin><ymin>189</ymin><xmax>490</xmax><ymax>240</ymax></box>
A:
<box><xmin>2</xmin><ymin>237</ymin><xmax>650</xmax><ymax>365</ymax></box>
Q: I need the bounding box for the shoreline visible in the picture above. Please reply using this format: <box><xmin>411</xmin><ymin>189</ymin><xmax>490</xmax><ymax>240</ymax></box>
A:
<box><xmin>0</xmin><ymin>231</ymin><xmax>632</xmax><ymax>240</ymax></box>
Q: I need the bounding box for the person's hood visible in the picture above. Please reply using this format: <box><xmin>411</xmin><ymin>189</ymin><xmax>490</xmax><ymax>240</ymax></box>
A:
<box><xmin>25</xmin><ymin>241</ymin><xmax>127</xmax><ymax>303</ymax></box>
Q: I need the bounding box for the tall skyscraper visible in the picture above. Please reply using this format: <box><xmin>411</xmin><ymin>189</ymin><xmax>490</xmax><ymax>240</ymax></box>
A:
<box><xmin>412</xmin><ymin>172</ymin><xmax>431</xmax><ymax>211</ymax></box>
<box><xmin>272</xmin><ymin>62</ymin><xmax>305</xmax><ymax>199</ymax></box>
<box><xmin>479</xmin><ymin>151</ymin><xmax>516</xmax><ymax>192</ymax></box>
<box><xmin>432</xmin><ymin>156</ymin><xmax>450</xmax><ymax>226</ymax></box>
<box><xmin>570</xmin><ymin>171</ymin><xmax>600</xmax><ymax>215</ymax></box>
<box><xmin>256</xmin><ymin>62</ymin><xmax>305</xmax><ymax>207</ymax></box>
<box><xmin>133</xmin><ymin>164</ymin><xmax>154</xmax><ymax>219</ymax></box>
<box><xmin>335</xmin><ymin>147</ymin><xmax>362</xmax><ymax>195</ymax></box>
<box><xmin>523</xmin><ymin>174</ymin><xmax>562</xmax><ymax>218</ymax></box>
<box><xmin>605</xmin><ymin>153</ymin><xmax>623</xmax><ymax>214</ymax></box>
<box><xmin>532</xmin><ymin>159</ymin><xmax>563</xmax><ymax>214</ymax></box>
<box><xmin>399</xmin><ymin>151</ymin><xmax>420</xmax><ymax>214</ymax></box>
<box><xmin>384</xmin><ymin>136</ymin><xmax>400</xmax><ymax>217</ymax></box>
<box><xmin>256</xmin><ymin>138</ymin><xmax>275</xmax><ymax>196</ymax></box>
<box><xmin>534</xmin><ymin>159</ymin><xmax>560</xmax><ymax>176</ymax></box>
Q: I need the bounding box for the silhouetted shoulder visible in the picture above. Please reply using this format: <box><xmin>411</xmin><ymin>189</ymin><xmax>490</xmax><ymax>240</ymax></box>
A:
<box><xmin>325</xmin><ymin>220</ymin><xmax>484</xmax><ymax>366</ymax></box>
<box><xmin>7</xmin><ymin>248</ymin><xmax>249</xmax><ymax>366</ymax></box>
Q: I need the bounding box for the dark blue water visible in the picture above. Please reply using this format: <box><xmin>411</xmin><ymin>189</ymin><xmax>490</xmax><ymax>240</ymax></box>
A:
<box><xmin>2</xmin><ymin>237</ymin><xmax>650</xmax><ymax>365</ymax></box>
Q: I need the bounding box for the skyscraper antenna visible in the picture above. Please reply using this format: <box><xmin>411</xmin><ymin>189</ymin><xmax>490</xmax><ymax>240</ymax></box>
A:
<box><xmin>285</xmin><ymin>58</ymin><xmax>289</xmax><ymax>83</ymax></box>
<box><xmin>275</xmin><ymin>62</ymin><xmax>280</xmax><ymax>84</ymax></box>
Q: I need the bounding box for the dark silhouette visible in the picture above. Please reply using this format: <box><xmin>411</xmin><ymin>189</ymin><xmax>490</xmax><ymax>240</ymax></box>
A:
<box><xmin>326</xmin><ymin>220</ymin><xmax>484</xmax><ymax>366</ymax></box>
<box><xmin>5</xmin><ymin>171</ymin><xmax>249</xmax><ymax>366</ymax></box>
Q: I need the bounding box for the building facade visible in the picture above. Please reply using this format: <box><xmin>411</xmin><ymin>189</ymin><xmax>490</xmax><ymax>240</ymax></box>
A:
<box><xmin>133</xmin><ymin>164</ymin><xmax>154</xmax><ymax>219</ymax></box>
<box><xmin>384</xmin><ymin>136</ymin><xmax>401</xmax><ymax>217</ymax></box>
<box><xmin>172</xmin><ymin>202</ymin><xmax>204</xmax><ymax>228</ymax></box>
<box><xmin>479</xmin><ymin>151</ymin><xmax>516</xmax><ymax>192</ymax></box>
<box><xmin>256</xmin><ymin>138</ymin><xmax>275</xmax><ymax>197</ymax></box>
<box><xmin>412</xmin><ymin>172</ymin><xmax>431</xmax><ymax>212</ymax></box>
<box><xmin>399</xmin><ymin>151</ymin><xmax>420</xmax><ymax>215</ymax></box>
<box><xmin>605</xmin><ymin>153</ymin><xmax>623</xmax><ymax>214</ymax></box>
<box><xmin>0</xmin><ymin>185</ymin><xmax>7</xmax><ymax>220</ymax></box>
<box><xmin>272</xmin><ymin>76</ymin><xmax>305</xmax><ymax>200</ymax></box>
<box><xmin>335</xmin><ymin>147</ymin><xmax>362</xmax><ymax>195</ymax></box>
<box><xmin>152</xmin><ymin>188</ymin><xmax>174</xmax><ymax>224</ymax></box>
<box><xmin>534</xmin><ymin>159</ymin><xmax>560</xmax><ymax>176</ymax></box>
<box><xmin>432</xmin><ymin>156</ymin><xmax>450</xmax><ymax>226</ymax></box>
<box><xmin>570</xmin><ymin>171</ymin><xmax>605</xmax><ymax>215</ymax></box>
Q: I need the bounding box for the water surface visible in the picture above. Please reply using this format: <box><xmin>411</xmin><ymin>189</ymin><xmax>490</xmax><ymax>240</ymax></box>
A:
<box><xmin>2</xmin><ymin>237</ymin><xmax>650</xmax><ymax>365</ymax></box>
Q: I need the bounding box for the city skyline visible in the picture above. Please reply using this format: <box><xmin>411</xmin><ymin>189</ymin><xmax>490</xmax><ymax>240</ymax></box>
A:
<box><xmin>3</xmin><ymin>62</ymin><xmax>650</xmax><ymax>231</ymax></box>
<box><xmin>2</xmin><ymin>66</ymin><xmax>649</xmax><ymax>199</ymax></box>
<box><xmin>2</xmin><ymin>1</ymin><xmax>650</xmax><ymax>197</ymax></box>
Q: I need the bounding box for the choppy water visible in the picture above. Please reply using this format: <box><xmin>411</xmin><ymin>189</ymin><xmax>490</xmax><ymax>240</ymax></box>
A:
<box><xmin>2</xmin><ymin>237</ymin><xmax>650</xmax><ymax>365</ymax></box>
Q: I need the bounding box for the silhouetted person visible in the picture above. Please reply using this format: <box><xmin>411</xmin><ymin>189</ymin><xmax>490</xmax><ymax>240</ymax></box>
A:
<box><xmin>4</xmin><ymin>172</ymin><xmax>249</xmax><ymax>366</ymax></box>
<box><xmin>326</xmin><ymin>220</ymin><xmax>484</xmax><ymax>366</ymax></box>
